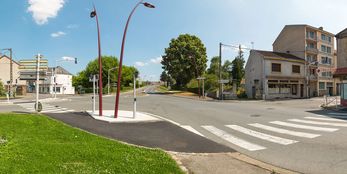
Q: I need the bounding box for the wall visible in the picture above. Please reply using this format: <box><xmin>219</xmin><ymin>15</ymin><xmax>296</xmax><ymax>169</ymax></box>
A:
<box><xmin>245</xmin><ymin>51</ymin><xmax>264</xmax><ymax>99</ymax></box>
<box><xmin>273</xmin><ymin>26</ymin><xmax>306</xmax><ymax>59</ymax></box>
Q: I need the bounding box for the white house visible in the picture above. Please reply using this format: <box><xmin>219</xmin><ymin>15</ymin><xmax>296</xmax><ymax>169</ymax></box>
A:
<box><xmin>40</xmin><ymin>66</ymin><xmax>75</xmax><ymax>95</ymax></box>
<box><xmin>245</xmin><ymin>50</ymin><xmax>306</xmax><ymax>100</ymax></box>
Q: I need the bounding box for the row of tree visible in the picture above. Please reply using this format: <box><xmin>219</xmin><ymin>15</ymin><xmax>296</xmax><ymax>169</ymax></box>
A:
<box><xmin>160</xmin><ymin>34</ymin><xmax>245</xmax><ymax>91</ymax></box>
<box><xmin>72</xmin><ymin>56</ymin><xmax>139</xmax><ymax>92</ymax></box>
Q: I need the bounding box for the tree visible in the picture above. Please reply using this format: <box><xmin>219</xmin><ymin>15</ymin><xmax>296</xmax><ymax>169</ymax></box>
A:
<box><xmin>160</xmin><ymin>71</ymin><xmax>173</xmax><ymax>87</ymax></box>
<box><xmin>0</xmin><ymin>80</ymin><xmax>4</xmax><ymax>96</ymax></box>
<box><xmin>162</xmin><ymin>34</ymin><xmax>208</xmax><ymax>88</ymax></box>
<box><xmin>207</xmin><ymin>56</ymin><xmax>219</xmax><ymax>75</ymax></box>
<box><xmin>231</xmin><ymin>50</ymin><xmax>245</xmax><ymax>87</ymax></box>
<box><xmin>73</xmin><ymin>56</ymin><xmax>139</xmax><ymax>89</ymax></box>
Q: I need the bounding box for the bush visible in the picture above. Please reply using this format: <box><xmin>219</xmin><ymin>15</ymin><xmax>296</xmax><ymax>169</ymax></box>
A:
<box><xmin>237</xmin><ymin>88</ymin><xmax>247</xmax><ymax>98</ymax></box>
<box><xmin>0</xmin><ymin>81</ymin><xmax>5</xmax><ymax>96</ymax></box>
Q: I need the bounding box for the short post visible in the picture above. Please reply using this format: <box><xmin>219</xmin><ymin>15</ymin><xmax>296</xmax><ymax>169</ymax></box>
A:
<box><xmin>133</xmin><ymin>74</ymin><xmax>136</xmax><ymax>119</ymax></box>
<box><xmin>6</xmin><ymin>93</ymin><xmax>9</xmax><ymax>103</ymax></box>
<box><xmin>93</xmin><ymin>75</ymin><xmax>96</xmax><ymax>114</ymax></box>
<box><xmin>202</xmin><ymin>78</ymin><xmax>205</xmax><ymax>99</ymax></box>
<box><xmin>221</xmin><ymin>83</ymin><xmax>224</xmax><ymax>101</ymax></box>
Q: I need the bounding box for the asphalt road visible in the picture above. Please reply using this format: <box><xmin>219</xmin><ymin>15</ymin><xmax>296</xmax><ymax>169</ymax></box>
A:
<box><xmin>3</xmin><ymin>86</ymin><xmax>347</xmax><ymax>174</ymax></box>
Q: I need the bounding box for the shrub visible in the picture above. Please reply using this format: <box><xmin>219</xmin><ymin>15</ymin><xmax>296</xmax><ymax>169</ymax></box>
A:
<box><xmin>237</xmin><ymin>88</ymin><xmax>247</xmax><ymax>98</ymax></box>
<box><xmin>0</xmin><ymin>81</ymin><xmax>5</xmax><ymax>96</ymax></box>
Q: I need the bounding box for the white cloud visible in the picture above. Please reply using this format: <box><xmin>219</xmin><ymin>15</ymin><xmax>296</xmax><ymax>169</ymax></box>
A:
<box><xmin>150</xmin><ymin>57</ymin><xmax>162</xmax><ymax>64</ymax></box>
<box><xmin>51</xmin><ymin>31</ymin><xmax>66</xmax><ymax>38</ymax></box>
<box><xmin>135</xmin><ymin>61</ymin><xmax>148</xmax><ymax>67</ymax></box>
<box><xmin>27</xmin><ymin>0</ymin><xmax>65</xmax><ymax>25</ymax></box>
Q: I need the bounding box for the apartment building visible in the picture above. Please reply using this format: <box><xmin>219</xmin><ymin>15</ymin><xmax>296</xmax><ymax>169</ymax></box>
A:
<box><xmin>273</xmin><ymin>25</ymin><xmax>339</xmax><ymax>97</ymax></box>
<box><xmin>245</xmin><ymin>50</ymin><xmax>305</xmax><ymax>100</ymax></box>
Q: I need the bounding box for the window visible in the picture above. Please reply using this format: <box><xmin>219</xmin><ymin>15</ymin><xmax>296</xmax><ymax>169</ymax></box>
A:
<box><xmin>319</xmin><ymin>82</ymin><xmax>325</xmax><ymax>90</ymax></box>
<box><xmin>307</xmin><ymin>31</ymin><xmax>315</xmax><ymax>39</ymax></box>
<box><xmin>272</xmin><ymin>63</ymin><xmax>281</xmax><ymax>72</ymax></box>
<box><xmin>322</xmin><ymin>72</ymin><xmax>332</xmax><ymax>77</ymax></box>
<box><xmin>292</xmin><ymin>65</ymin><xmax>300</xmax><ymax>73</ymax></box>
<box><xmin>307</xmin><ymin>55</ymin><xmax>317</xmax><ymax>62</ymax></box>
<box><xmin>310</xmin><ymin>68</ymin><xmax>316</xmax><ymax>75</ymax></box>
<box><xmin>321</xmin><ymin>56</ymin><xmax>332</xmax><ymax>65</ymax></box>
<box><xmin>321</xmin><ymin>34</ymin><xmax>326</xmax><ymax>41</ymax></box>
<box><xmin>327</xmin><ymin>47</ymin><xmax>332</xmax><ymax>54</ymax></box>
<box><xmin>328</xmin><ymin>36</ymin><xmax>332</xmax><ymax>43</ymax></box>
<box><xmin>321</xmin><ymin>45</ymin><xmax>327</xmax><ymax>52</ymax></box>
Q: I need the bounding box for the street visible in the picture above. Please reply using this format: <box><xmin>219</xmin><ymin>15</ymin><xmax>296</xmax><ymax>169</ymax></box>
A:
<box><xmin>2</xmin><ymin>87</ymin><xmax>347</xmax><ymax>174</ymax></box>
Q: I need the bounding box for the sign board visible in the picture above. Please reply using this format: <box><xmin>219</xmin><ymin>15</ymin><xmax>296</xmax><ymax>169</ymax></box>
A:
<box><xmin>197</xmin><ymin>77</ymin><xmax>206</xmax><ymax>80</ymax></box>
<box><xmin>19</xmin><ymin>59</ymin><xmax>49</xmax><ymax>71</ymax></box>
<box><xmin>89</xmin><ymin>75</ymin><xmax>99</xmax><ymax>82</ymax></box>
<box><xmin>219</xmin><ymin>79</ymin><xmax>230</xmax><ymax>84</ymax></box>
<box><xmin>19</xmin><ymin>71</ymin><xmax>47</xmax><ymax>80</ymax></box>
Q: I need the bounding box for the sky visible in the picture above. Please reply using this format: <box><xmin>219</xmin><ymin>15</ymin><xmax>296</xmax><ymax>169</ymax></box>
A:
<box><xmin>1</xmin><ymin>0</ymin><xmax>347</xmax><ymax>80</ymax></box>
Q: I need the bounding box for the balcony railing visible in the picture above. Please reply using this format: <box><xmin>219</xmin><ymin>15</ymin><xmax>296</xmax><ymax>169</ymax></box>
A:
<box><xmin>306</xmin><ymin>47</ymin><xmax>319</xmax><ymax>54</ymax></box>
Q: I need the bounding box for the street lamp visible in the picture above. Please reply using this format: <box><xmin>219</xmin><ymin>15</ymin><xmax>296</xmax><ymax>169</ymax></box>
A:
<box><xmin>108</xmin><ymin>67</ymin><xmax>118</xmax><ymax>95</ymax></box>
<box><xmin>90</xmin><ymin>4</ymin><xmax>104</xmax><ymax>116</ymax></box>
<box><xmin>114</xmin><ymin>0</ymin><xmax>155</xmax><ymax>118</ymax></box>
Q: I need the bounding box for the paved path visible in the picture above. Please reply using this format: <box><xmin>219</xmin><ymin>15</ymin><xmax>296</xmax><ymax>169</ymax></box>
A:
<box><xmin>46</xmin><ymin>112</ymin><xmax>233</xmax><ymax>153</ymax></box>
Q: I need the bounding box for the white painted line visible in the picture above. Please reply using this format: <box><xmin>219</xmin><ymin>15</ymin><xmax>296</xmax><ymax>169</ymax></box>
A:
<box><xmin>226</xmin><ymin>125</ymin><xmax>297</xmax><ymax>145</ymax></box>
<box><xmin>289</xmin><ymin>119</ymin><xmax>347</xmax><ymax>127</ymax></box>
<box><xmin>249</xmin><ymin>123</ymin><xmax>320</xmax><ymax>138</ymax></box>
<box><xmin>270</xmin><ymin>121</ymin><xmax>338</xmax><ymax>132</ymax></box>
<box><xmin>305</xmin><ymin>117</ymin><xmax>347</xmax><ymax>122</ymax></box>
<box><xmin>181</xmin><ymin>125</ymin><xmax>205</xmax><ymax>137</ymax></box>
<box><xmin>202</xmin><ymin>125</ymin><xmax>266</xmax><ymax>151</ymax></box>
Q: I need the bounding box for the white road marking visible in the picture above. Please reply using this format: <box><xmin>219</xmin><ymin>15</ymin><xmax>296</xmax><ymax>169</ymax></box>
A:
<box><xmin>17</xmin><ymin>103</ymin><xmax>74</xmax><ymax>113</ymax></box>
<box><xmin>289</xmin><ymin>119</ymin><xmax>347</xmax><ymax>127</ymax></box>
<box><xmin>226</xmin><ymin>125</ymin><xmax>297</xmax><ymax>145</ymax></box>
<box><xmin>305</xmin><ymin>116</ymin><xmax>347</xmax><ymax>122</ymax></box>
<box><xmin>249</xmin><ymin>123</ymin><xmax>320</xmax><ymax>138</ymax></box>
<box><xmin>270</xmin><ymin>121</ymin><xmax>338</xmax><ymax>132</ymax></box>
<box><xmin>202</xmin><ymin>125</ymin><xmax>266</xmax><ymax>151</ymax></box>
<box><xmin>181</xmin><ymin>125</ymin><xmax>205</xmax><ymax>137</ymax></box>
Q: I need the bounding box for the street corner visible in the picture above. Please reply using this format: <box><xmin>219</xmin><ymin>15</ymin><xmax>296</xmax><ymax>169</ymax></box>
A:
<box><xmin>86</xmin><ymin>110</ymin><xmax>161</xmax><ymax>123</ymax></box>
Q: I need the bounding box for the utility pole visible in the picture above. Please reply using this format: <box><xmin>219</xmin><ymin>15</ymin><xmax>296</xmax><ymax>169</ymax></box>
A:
<box><xmin>133</xmin><ymin>74</ymin><xmax>137</xmax><ymax>119</ymax></box>
<box><xmin>219</xmin><ymin>42</ymin><xmax>222</xmax><ymax>100</ymax></box>
<box><xmin>35</xmin><ymin>54</ymin><xmax>42</xmax><ymax>112</ymax></box>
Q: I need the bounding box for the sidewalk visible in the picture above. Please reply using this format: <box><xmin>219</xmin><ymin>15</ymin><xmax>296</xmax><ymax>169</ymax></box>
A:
<box><xmin>44</xmin><ymin>112</ymin><xmax>297</xmax><ymax>174</ymax></box>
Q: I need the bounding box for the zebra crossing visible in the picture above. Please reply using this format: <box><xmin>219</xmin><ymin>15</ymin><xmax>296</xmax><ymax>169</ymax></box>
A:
<box><xmin>183</xmin><ymin>114</ymin><xmax>347</xmax><ymax>152</ymax></box>
<box><xmin>17</xmin><ymin>102</ymin><xmax>75</xmax><ymax>113</ymax></box>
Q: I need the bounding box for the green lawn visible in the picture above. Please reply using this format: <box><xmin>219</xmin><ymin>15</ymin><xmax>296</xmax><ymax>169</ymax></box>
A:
<box><xmin>0</xmin><ymin>113</ymin><xmax>183</xmax><ymax>174</ymax></box>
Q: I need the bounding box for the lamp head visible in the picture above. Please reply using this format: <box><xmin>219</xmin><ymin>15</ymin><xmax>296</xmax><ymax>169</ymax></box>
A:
<box><xmin>143</xmin><ymin>2</ymin><xmax>155</xmax><ymax>8</ymax></box>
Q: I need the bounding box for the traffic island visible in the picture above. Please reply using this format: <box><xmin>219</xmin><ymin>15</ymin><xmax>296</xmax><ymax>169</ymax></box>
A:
<box><xmin>86</xmin><ymin>110</ymin><xmax>161</xmax><ymax>123</ymax></box>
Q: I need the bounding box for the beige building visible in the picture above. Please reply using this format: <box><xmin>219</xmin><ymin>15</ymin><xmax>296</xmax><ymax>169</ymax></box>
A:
<box><xmin>334</xmin><ymin>28</ymin><xmax>347</xmax><ymax>106</ymax></box>
<box><xmin>0</xmin><ymin>55</ymin><xmax>27</xmax><ymax>95</ymax></box>
<box><xmin>245</xmin><ymin>50</ymin><xmax>305</xmax><ymax>100</ymax></box>
<box><xmin>273</xmin><ymin>25</ymin><xmax>339</xmax><ymax>97</ymax></box>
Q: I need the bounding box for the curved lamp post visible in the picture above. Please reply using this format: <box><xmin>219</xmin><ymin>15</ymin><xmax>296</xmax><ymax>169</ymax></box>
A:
<box><xmin>90</xmin><ymin>5</ymin><xmax>103</xmax><ymax>116</ymax></box>
<box><xmin>114</xmin><ymin>0</ymin><xmax>155</xmax><ymax>118</ymax></box>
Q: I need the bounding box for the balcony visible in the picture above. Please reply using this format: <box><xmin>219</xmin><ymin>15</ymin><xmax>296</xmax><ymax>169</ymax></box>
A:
<box><xmin>306</xmin><ymin>35</ymin><xmax>317</xmax><ymax>42</ymax></box>
<box><xmin>306</xmin><ymin>47</ymin><xmax>319</xmax><ymax>54</ymax></box>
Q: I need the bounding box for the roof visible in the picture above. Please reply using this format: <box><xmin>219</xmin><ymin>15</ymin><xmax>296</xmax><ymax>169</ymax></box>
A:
<box><xmin>0</xmin><ymin>55</ymin><xmax>20</xmax><ymax>66</ymax></box>
<box><xmin>254</xmin><ymin>50</ymin><xmax>304</xmax><ymax>62</ymax></box>
<box><xmin>48</xmin><ymin>66</ymin><xmax>73</xmax><ymax>75</ymax></box>
<box><xmin>273</xmin><ymin>24</ymin><xmax>335</xmax><ymax>45</ymax></box>
<box><xmin>336</xmin><ymin>28</ymin><xmax>347</xmax><ymax>39</ymax></box>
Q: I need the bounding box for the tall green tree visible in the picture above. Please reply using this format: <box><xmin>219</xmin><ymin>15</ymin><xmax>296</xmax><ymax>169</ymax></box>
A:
<box><xmin>231</xmin><ymin>50</ymin><xmax>245</xmax><ymax>87</ymax></box>
<box><xmin>162</xmin><ymin>34</ymin><xmax>208</xmax><ymax>88</ymax></box>
<box><xmin>73</xmin><ymin>56</ymin><xmax>138</xmax><ymax>89</ymax></box>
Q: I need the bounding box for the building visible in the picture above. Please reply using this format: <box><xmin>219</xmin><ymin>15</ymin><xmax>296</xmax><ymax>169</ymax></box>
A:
<box><xmin>273</xmin><ymin>25</ymin><xmax>339</xmax><ymax>97</ymax></box>
<box><xmin>334</xmin><ymin>28</ymin><xmax>347</xmax><ymax>106</ymax></box>
<box><xmin>39</xmin><ymin>66</ymin><xmax>75</xmax><ymax>95</ymax></box>
<box><xmin>245</xmin><ymin>50</ymin><xmax>305</xmax><ymax>100</ymax></box>
<box><xmin>0</xmin><ymin>55</ymin><xmax>27</xmax><ymax>95</ymax></box>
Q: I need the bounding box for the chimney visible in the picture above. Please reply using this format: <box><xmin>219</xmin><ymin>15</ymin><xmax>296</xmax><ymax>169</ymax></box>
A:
<box><xmin>319</xmin><ymin>27</ymin><xmax>324</xmax><ymax>30</ymax></box>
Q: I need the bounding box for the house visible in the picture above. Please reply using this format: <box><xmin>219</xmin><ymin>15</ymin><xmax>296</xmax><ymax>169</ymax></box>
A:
<box><xmin>334</xmin><ymin>28</ymin><xmax>347</xmax><ymax>106</ymax></box>
<box><xmin>245</xmin><ymin>50</ymin><xmax>305</xmax><ymax>100</ymax></box>
<box><xmin>0</xmin><ymin>55</ymin><xmax>27</xmax><ymax>95</ymax></box>
<box><xmin>273</xmin><ymin>24</ymin><xmax>339</xmax><ymax>97</ymax></box>
<box><xmin>39</xmin><ymin>66</ymin><xmax>75</xmax><ymax>95</ymax></box>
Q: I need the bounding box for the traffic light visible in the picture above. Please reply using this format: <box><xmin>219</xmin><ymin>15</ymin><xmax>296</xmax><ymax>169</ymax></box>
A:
<box><xmin>75</xmin><ymin>58</ymin><xmax>78</xmax><ymax>64</ymax></box>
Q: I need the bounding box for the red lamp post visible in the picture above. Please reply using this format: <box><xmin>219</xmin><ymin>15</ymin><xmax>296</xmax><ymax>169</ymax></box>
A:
<box><xmin>90</xmin><ymin>5</ymin><xmax>103</xmax><ymax>116</ymax></box>
<box><xmin>114</xmin><ymin>0</ymin><xmax>155</xmax><ymax>118</ymax></box>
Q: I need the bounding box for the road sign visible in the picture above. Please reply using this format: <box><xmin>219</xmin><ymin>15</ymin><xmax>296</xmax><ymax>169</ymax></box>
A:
<box><xmin>19</xmin><ymin>71</ymin><xmax>47</xmax><ymax>80</ymax></box>
<box><xmin>219</xmin><ymin>79</ymin><xmax>230</xmax><ymax>84</ymax></box>
<box><xmin>197</xmin><ymin>77</ymin><xmax>206</xmax><ymax>80</ymax></box>
<box><xmin>19</xmin><ymin>59</ymin><xmax>49</xmax><ymax>71</ymax></box>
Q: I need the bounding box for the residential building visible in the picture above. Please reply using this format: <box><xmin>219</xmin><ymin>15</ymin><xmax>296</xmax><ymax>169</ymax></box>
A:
<box><xmin>0</xmin><ymin>55</ymin><xmax>27</xmax><ymax>95</ymax></box>
<box><xmin>245</xmin><ymin>50</ymin><xmax>305</xmax><ymax>100</ymax></box>
<box><xmin>39</xmin><ymin>66</ymin><xmax>75</xmax><ymax>95</ymax></box>
<box><xmin>334</xmin><ymin>28</ymin><xmax>347</xmax><ymax>106</ymax></box>
<box><xmin>273</xmin><ymin>25</ymin><xmax>339</xmax><ymax>97</ymax></box>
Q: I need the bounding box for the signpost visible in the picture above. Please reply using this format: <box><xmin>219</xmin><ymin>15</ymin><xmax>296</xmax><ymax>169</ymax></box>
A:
<box><xmin>197</xmin><ymin>77</ymin><xmax>206</xmax><ymax>99</ymax></box>
<box><xmin>219</xmin><ymin>79</ymin><xmax>230</xmax><ymax>101</ymax></box>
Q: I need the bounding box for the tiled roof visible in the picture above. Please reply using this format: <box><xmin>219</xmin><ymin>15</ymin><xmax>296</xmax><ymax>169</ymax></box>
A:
<box><xmin>254</xmin><ymin>50</ymin><xmax>304</xmax><ymax>61</ymax></box>
<box><xmin>336</xmin><ymin>28</ymin><xmax>347</xmax><ymax>39</ymax></box>
<box><xmin>48</xmin><ymin>66</ymin><xmax>73</xmax><ymax>75</ymax></box>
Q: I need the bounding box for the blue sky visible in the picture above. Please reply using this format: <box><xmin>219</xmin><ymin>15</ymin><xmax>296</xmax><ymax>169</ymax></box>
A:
<box><xmin>1</xmin><ymin>0</ymin><xmax>347</xmax><ymax>80</ymax></box>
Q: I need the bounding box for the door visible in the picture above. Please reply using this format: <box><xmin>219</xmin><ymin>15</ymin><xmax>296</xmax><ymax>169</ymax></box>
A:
<box><xmin>252</xmin><ymin>86</ymin><xmax>256</xmax><ymax>99</ymax></box>
<box><xmin>300</xmin><ymin>84</ymin><xmax>304</xmax><ymax>98</ymax></box>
